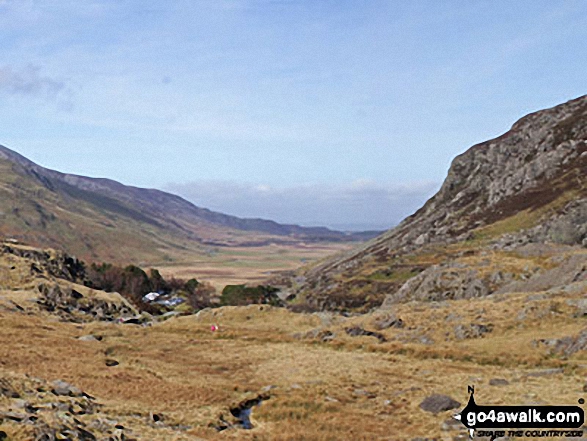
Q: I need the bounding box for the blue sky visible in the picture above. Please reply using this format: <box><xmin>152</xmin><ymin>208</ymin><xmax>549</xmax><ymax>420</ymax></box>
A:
<box><xmin>0</xmin><ymin>1</ymin><xmax>586</xmax><ymax>230</ymax></box>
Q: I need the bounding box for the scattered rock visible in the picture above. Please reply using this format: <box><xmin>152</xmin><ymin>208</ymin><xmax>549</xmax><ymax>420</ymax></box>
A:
<box><xmin>419</xmin><ymin>394</ymin><xmax>461</xmax><ymax>414</ymax></box>
<box><xmin>353</xmin><ymin>389</ymin><xmax>377</xmax><ymax>399</ymax></box>
<box><xmin>0</xmin><ymin>372</ymin><xmax>179</xmax><ymax>440</ymax></box>
<box><xmin>541</xmin><ymin>328</ymin><xmax>587</xmax><ymax>357</ymax></box>
<box><xmin>78</xmin><ymin>335</ymin><xmax>101</xmax><ymax>342</ymax></box>
<box><xmin>372</xmin><ymin>313</ymin><xmax>404</xmax><ymax>330</ymax></box>
<box><xmin>0</xmin><ymin>379</ymin><xmax>20</xmax><ymax>398</ymax></box>
<box><xmin>345</xmin><ymin>326</ymin><xmax>386</xmax><ymax>343</ymax></box>
<box><xmin>51</xmin><ymin>380</ymin><xmax>82</xmax><ymax>397</ymax></box>
<box><xmin>150</xmin><ymin>413</ymin><xmax>163</xmax><ymax>423</ymax></box>
<box><xmin>298</xmin><ymin>328</ymin><xmax>336</xmax><ymax>342</ymax></box>
<box><xmin>524</xmin><ymin>368</ymin><xmax>564</xmax><ymax>377</ymax></box>
<box><xmin>567</xmin><ymin>298</ymin><xmax>587</xmax><ymax>317</ymax></box>
<box><xmin>0</xmin><ymin>411</ymin><xmax>27</xmax><ymax>422</ymax></box>
<box><xmin>489</xmin><ymin>378</ymin><xmax>509</xmax><ymax>386</ymax></box>
<box><xmin>454</xmin><ymin>323</ymin><xmax>493</xmax><ymax>340</ymax></box>
<box><xmin>105</xmin><ymin>359</ymin><xmax>120</xmax><ymax>367</ymax></box>
<box><xmin>37</xmin><ymin>282</ymin><xmax>137</xmax><ymax>323</ymax></box>
<box><xmin>441</xmin><ymin>417</ymin><xmax>462</xmax><ymax>431</ymax></box>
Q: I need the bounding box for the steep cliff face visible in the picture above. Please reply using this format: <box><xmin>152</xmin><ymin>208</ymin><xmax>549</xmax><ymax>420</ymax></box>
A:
<box><xmin>288</xmin><ymin>96</ymin><xmax>587</xmax><ymax>312</ymax></box>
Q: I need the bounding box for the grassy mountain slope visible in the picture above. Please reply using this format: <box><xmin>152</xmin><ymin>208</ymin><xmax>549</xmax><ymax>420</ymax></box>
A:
<box><xmin>0</xmin><ymin>146</ymin><xmax>374</xmax><ymax>264</ymax></box>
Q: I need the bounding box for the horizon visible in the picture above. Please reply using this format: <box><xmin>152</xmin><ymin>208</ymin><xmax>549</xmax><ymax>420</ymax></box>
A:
<box><xmin>1</xmin><ymin>1</ymin><xmax>586</xmax><ymax>229</ymax></box>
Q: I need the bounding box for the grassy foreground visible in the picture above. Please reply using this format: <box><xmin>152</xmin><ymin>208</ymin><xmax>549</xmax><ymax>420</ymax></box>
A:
<box><xmin>1</xmin><ymin>280</ymin><xmax>586</xmax><ymax>440</ymax></box>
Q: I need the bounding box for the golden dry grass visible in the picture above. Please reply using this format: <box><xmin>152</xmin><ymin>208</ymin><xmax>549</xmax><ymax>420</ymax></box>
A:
<box><xmin>153</xmin><ymin>242</ymin><xmax>354</xmax><ymax>289</ymax></box>
<box><xmin>1</xmin><ymin>277</ymin><xmax>587</xmax><ymax>440</ymax></box>
<box><xmin>1</xmin><ymin>246</ymin><xmax>587</xmax><ymax>440</ymax></box>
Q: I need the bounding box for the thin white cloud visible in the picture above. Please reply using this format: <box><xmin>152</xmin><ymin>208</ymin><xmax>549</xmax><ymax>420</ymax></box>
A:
<box><xmin>164</xmin><ymin>180</ymin><xmax>440</xmax><ymax>231</ymax></box>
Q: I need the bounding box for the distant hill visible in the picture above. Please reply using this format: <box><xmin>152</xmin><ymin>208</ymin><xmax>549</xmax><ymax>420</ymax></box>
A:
<box><xmin>286</xmin><ymin>95</ymin><xmax>587</xmax><ymax>312</ymax></box>
<box><xmin>0</xmin><ymin>145</ymin><xmax>377</xmax><ymax>263</ymax></box>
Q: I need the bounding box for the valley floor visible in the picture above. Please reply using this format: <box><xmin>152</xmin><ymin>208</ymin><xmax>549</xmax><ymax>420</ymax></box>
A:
<box><xmin>1</xmin><ymin>280</ymin><xmax>587</xmax><ymax>440</ymax></box>
<box><xmin>150</xmin><ymin>242</ymin><xmax>353</xmax><ymax>290</ymax></box>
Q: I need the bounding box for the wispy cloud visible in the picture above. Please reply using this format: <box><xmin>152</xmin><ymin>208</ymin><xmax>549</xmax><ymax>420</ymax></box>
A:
<box><xmin>164</xmin><ymin>179</ymin><xmax>439</xmax><ymax>231</ymax></box>
<box><xmin>0</xmin><ymin>65</ymin><xmax>72</xmax><ymax>108</ymax></box>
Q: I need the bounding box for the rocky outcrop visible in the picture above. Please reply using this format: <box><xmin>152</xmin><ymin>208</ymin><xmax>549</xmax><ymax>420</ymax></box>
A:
<box><xmin>287</xmin><ymin>95</ymin><xmax>587</xmax><ymax>311</ymax></box>
<box><xmin>1</xmin><ymin>243</ymin><xmax>86</xmax><ymax>283</ymax></box>
<box><xmin>0</xmin><ymin>372</ymin><xmax>188</xmax><ymax>440</ymax></box>
<box><xmin>0</xmin><ymin>374</ymin><xmax>111</xmax><ymax>440</ymax></box>
<box><xmin>37</xmin><ymin>282</ymin><xmax>137</xmax><ymax>323</ymax></box>
<box><xmin>381</xmin><ymin>264</ymin><xmax>493</xmax><ymax>307</ymax></box>
<box><xmin>538</xmin><ymin>328</ymin><xmax>587</xmax><ymax>357</ymax></box>
<box><xmin>0</xmin><ymin>243</ymin><xmax>140</xmax><ymax>323</ymax></box>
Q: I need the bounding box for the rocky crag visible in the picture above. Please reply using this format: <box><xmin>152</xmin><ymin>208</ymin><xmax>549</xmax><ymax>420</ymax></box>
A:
<box><xmin>286</xmin><ymin>95</ymin><xmax>587</xmax><ymax>312</ymax></box>
<box><xmin>0</xmin><ymin>242</ymin><xmax>139</xmax><ymax>323</ymax></box>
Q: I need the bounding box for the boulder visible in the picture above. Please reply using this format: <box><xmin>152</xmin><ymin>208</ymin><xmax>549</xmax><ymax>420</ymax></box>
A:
<box><xmin>373</xmin><ymin>313</ymin><xmax>404</xmax><ymax>330</ymax></box>
<box><xmin>419</xmin><ymin>394</ymin><xmax>461</xmax><ymax>414</ymax></box>
<box><xmin>51</xmin><ymin>380</ymin><xmax>82</xmax><ymax>397</ymax></box>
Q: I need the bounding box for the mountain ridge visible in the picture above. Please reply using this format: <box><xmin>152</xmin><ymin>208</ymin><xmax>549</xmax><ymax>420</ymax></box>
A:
<box><xmin>0</xmin><ymin>145</ymin><xmax>377</xmax><ymax>263</ymax></box>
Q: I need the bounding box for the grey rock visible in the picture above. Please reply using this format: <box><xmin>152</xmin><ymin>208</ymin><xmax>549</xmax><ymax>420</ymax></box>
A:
<box><xmin>373</xmin><ymin>312</ymin><xmax>404</xmax><ymax>330</ymax></box>
<box><xmin>496</xmin><ymin>253</ymin><xmax>587</xmax><ymax>295</ymax></box>
<box><xmin>419</xmin><ymin>394</ymin><xmax>461</xmax><ymax>414</ymax></box>
<box><xmin>0</xmin><ymin>411</ymin><xmax>27</xmax><ymax>422</ymax></box>
<box><xmin>78</xmin><ymin>334</ymin><xmax>100</xmax><ymax>342</ymax></box>
<box><xmin>566</xmin><ymin>298</ymin><xmax>587</xmax><ymax>317</ymax></box>
<box><xmin>383</xmin><ymin>264</ymin><xmax>492</xmax><ymax>306</ymax></box>
<box><xmin>51</xmin><ymin>380</ymin><xmax>82</xmax><ymax>397</ymax></box>
<box><xmin>441</xmin><ymin>417</ymin><xmax>462</xmax><ymax>431</ymax></box>
<box><xmin>353</xmin><ymin>389</ymin><xmax>377</xmax><ymax>399</ymax></box>
<box><xmin>524</xmin><ymin>368</ymin><xmax>564</xmax><ymax>377</ymax></box>
<box><xmin>489</xmin><ymin>378</ymin><xmax>509</xmax><ymax>386</ymax></box>
<box><xmin>454</xmin><ymin>323</ymin><xmax>493</xmax><ymax>340</ymax></box>
<box><xmin>344</xmin><ymin>326</ymin><xmax>386</xmax><ymax>342</ymax></box>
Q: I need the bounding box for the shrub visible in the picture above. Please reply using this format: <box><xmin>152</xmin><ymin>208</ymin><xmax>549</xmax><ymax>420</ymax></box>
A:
<box><xmin>186</xmin><ymin>281</ymin><xmax>215</xmax><ymax>310</ymax></box>
<box><xmin>220</xmin><ymin>285</ymin><xmax>282</xmax><ymax>307</ymax></box>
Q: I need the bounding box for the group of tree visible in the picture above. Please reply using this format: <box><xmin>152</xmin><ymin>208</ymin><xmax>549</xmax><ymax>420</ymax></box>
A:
<box><xmin>82</xmin><ymin>261</ymin><xmax>283</xmax><ymax>314</ymax></box>
<box><xmin>85</xmin><ymin>263</ymin><xmax>215</xmax><ymax>313</ymax></box>
<box><xmin>220</xmin><ymin>284</ymin><xmax>283</xmax><ymax>307</ymax></box>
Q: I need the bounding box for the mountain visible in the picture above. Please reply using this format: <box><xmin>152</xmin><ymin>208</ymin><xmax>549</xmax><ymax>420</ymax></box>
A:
<box><xmin>286</xmin><ymin>95</ymin><xmax>587</xmax><ymax>312</ymax></box>
<box><xmin>0</xmin><ymin>146</ymin><xmax>377</xmax><ymax>263</ymax></box>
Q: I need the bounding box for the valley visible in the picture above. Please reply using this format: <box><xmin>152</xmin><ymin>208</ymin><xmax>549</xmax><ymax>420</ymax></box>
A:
<box><xmin>1</xmin><ymin>95</ymin><xmax>587</xmax><ymax>440</ymax></box>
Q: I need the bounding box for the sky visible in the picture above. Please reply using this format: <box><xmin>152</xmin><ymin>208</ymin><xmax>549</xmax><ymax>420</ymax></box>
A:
<box><xmin>0</xmin><ymin>1</ymin><xmax>586</xmax><ymax>230</ymax></box>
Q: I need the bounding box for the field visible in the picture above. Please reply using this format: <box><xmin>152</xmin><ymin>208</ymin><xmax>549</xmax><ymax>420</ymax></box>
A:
<box><xmin>150</xmin><ymin>242</ymin><xmax>354</xmax><ymax>289</ymax></box>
